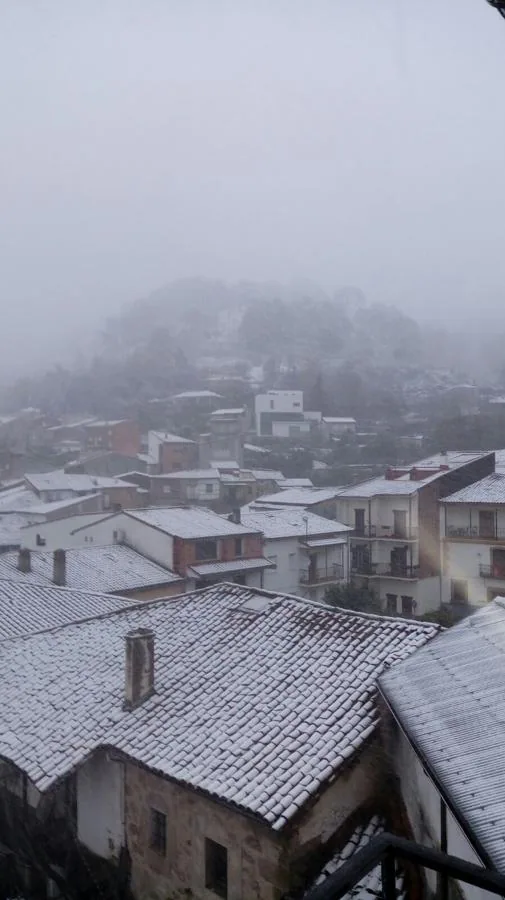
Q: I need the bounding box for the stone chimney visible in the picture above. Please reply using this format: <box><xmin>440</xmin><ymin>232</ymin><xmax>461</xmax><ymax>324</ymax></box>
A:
<box><xmin>17</xmin><ymin>547</ymin><xmax>31</xmax><ymax>573</ymax></box>
<box><xmin>124</xmin><ymin>628</ymin><xmax>155</xmax><ymax>710</ymax></box>
<box><xmin>228</xmin><ymin>508</ymin><xmax>241</xmax><ymax>525</ymax></box>
<box><xmin>53</xmin><ymin>548</ymin><xmax>66</xmax><ymax>586</ymax></box>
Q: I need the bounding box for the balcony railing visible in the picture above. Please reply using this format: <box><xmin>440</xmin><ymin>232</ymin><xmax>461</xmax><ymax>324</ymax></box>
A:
<box><xmin>479</xmin><ymin>563</ymin><xmax>505</xmax><ymax>579</ymax></box>
<box><xmin>446</xmin><ymin>525</ymin><xmax>505</xmax><ymax>540</ymax></box>
<box><xmin>351</xmin><ymin>562</ymin><xmax>420</xmax><ymax>579</ymax></box>
<box><xmin>353</xmin><ymin>525</ymin><xmax>418</xmax><ymax>540</ymax></box>
<box><xmin>300</xmin><ymin>564</ymin><xmax>344</xmax><ymax>585</ymax></box>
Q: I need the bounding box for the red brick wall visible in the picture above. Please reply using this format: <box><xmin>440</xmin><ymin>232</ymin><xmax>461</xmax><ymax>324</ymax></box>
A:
<box><xmin>159</xmin><ymin>442</ymin><xmax>198</xmax><ymax>474</ymax></box>
<box><xmin>85</xmin><ymin>421</ymin><xmax>140</xmax><ymax>456</ymax></box>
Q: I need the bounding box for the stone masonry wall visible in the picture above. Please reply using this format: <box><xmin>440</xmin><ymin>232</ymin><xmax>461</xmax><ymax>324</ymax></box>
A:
<box><xmin>125</xmin><ymin>762</ymin><xmax>288</xmax><ymax>900</ymax></box>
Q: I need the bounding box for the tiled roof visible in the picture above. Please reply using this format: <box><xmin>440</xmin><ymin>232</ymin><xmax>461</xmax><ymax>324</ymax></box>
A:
<box><xmin>379</xmin><ymin>599</ymin><xmax>505</xmax><ymax>872</ymax></box>
<box><xmin>250</xmin><ymin>470</ymin><xmax>285</xmax><ymax>482</ymax></box>
<box><xmin>240</xmin><ymin>507</ymin><xmax>350</xmax><ymax>540</ymax></box>
<box><xmin>0</xmin><ymin>546</ymin><xmax>182</xmax><ymax>594</ymax></box>
<box><xmin>252</xmin><ymin>488</ymin><xmax>341</xmax><ymax>507</ymax></box>
<box><xmin>126</xmin><ymin>507</ymin><xmax>260</xmax><ymax>538</ymax></box>
<box><xmin>25</xmin><ymin>472</ymin><xmax>135</xmax><ymax>493</ymax></box>
<box><xmin>0</xmin><ymin>584</ymin><xmax>438</xmax><ymax>825</ymax></box>
<box><xmin>0</xmin><ymin>580</ymin><xmax>135</xmax><ymax>640</ymax></box>
<box><xmin>442</xmin><ymin>472</ymin><xmax>505</xmax><ymax>504</ymax></box>
<box><xmin>322</xmin><ymin>417</ymin><xmax>357</xmax><ymax>424</ymax></box>
<box><xmin>310</xmin><ymin>814</ymin><xmax>405</xmax><ymax>900</ymax></box>
<box><xmin>278</xmin><ymin>478</ymin><xmax>314</xmax><ymax>488</ymax></box>
<box><xmin>189</xmin><ymin>558</ymin><xmax>274</xmax><ymax>577</ymax></box>
<box><xmin>152</xmin><ymin>469</ymin><xmax>219</xmax><ymax>480</ymax></box>
<box><xmin>150</xmin><ymin>431</ymin><xmax>195</xmax><ymax>444</ymax></box>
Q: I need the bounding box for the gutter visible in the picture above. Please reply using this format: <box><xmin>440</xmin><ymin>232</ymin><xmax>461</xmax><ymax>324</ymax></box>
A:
<box><xmin>378</xmin><ymin>685</ymin><xmax>495</xmax><ymax>872</ymax></box>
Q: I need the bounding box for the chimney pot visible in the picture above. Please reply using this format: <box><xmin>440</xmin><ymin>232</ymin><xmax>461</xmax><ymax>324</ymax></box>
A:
<box><xmin>17</xmin><ymin>547</ymin><xmax>31</xmax><ymax>573</ymax></box>
<box><xmin>53</xmin><ymin>548</ymin><xmax>66</xmax><ymax>586</ymax></box>
<box><xmin>124</xmin><ymin>628</ymin><xmax>155</xmax><ymax>710</ymax></box>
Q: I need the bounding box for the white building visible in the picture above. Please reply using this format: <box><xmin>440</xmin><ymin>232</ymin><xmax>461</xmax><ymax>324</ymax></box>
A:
<box><xmin>240</xmin><ymin>506</ymin><xmax>351</xmax><ymax>602</ymax></box>
<box><xmin>380</xmin><ymin>601</ymin><xmax>505</xmax><ymax>900</ymax></box>
<box><xmin>254</xmin><ymin>390</ymin><xmax>304</xmax><ymax>436</ymax></box>
<box><xmin>440</xmin><ymin>471</ymin><xmax>505</xmax><ymax>608</ymax></box>
<box><xmin>335</xmin><ymin>451</ymin><xmax>495</xmax><ymax>616</ymax></box>
<box><xmin>321</xmin><ymin>417</ymin><xmax>357</xmax><ymax>439</ymax></box>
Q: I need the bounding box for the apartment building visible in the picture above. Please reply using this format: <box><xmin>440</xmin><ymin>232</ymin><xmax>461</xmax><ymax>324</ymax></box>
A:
<box><xmin>440</xmin><ymin>471</ymin><xmax>505</xmax><ymax>608</ymax></box>
<box><xmin>84</xmin><ymin>419</ymin><xmax>141</xmax><ymax>456</ymax></box>
<box><xmin>335</xmin><ymin>451</ymin><xmax>495</xmax><ymax>616</ymax></box>
<box><xmin>254</xmin><ymin>390</ymin><xmax>304</xmax><ymax>436</ymax></box>
<box><xmin>147</xmin><ymin>430</ymin><xmax>199</xmax><ymax>474</ymax></box>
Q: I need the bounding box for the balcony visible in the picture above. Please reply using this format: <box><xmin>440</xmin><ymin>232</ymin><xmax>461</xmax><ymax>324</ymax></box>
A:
<box><xmin>351</xmin><ymin>562</ymin><xmax>419</xmax><ymax>580</ymax></box>
<box><xmin>300</xmin><ymin>564</ymin><xmax>344</xmax><ymax>585</ymax></box>
<box><xmin>479</xmin><ymin>563</ymin><xmax>505</xmax><ymax>579</ymax></box>
<box><xmin>353</xmin><ymin>525</ymin><xmax>418</xmax><ymax>541</ymax></box>
<box><xmin>446</xmin><ymin>525</ymin><xmax>505</xmax><ymax>541</ymax></box>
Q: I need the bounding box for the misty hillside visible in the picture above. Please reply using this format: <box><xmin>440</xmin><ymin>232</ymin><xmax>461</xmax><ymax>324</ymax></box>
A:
<box><xmin>2</xmin><ymin>278</ymin><xmax>498</xmax><ymax>419</ymax></box>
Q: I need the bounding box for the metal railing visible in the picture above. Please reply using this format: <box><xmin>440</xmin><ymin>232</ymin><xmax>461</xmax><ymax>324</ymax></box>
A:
<box><xmin>351</xmin><ymin>563</ymin><xmax>419</xmax><ymax>579</ymax></box>
<box><xmin>300</xmin><ymin>564</ymin><xmax>344</xmax><ymax>585</ymax></box>
<box><xmin>446</xmin><ymin>525</ymin><xmax>505</xmax><ymax>540</ymax></box>
<box><xmin>354</xmin><ymin>525</ymin><xmax>418</xmax><ymax>540</ymax></box>
<box><xmin>479</xmin><ymin>563</ymin><xmax>505</xmax><ymax>579</ymax></box>
<box><xmin>304</xmin><ymin>832</ymin><xmax>505</xmax><ymax>900</ymax></box>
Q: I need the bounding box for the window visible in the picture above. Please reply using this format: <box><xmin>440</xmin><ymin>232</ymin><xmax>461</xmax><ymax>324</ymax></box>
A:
<box><xmin>451</xmin><ymin>579</ymin><xmax>468</xmax><ymax>606</ymax></box>
<box><xmin>205</xmin><ymin>838</ymin><xmax>228</xmax><ymax>899</ymax></box>
<box><xmin>36</xmin><ymin>533</ymin><xmax>46</xmax><ymax>547</ymax></box>
<box><xmin>234</xmin><ymin>538</ymin><xmax>242</xmax><ymax>557</ymax></box>
<box><xmin>289</xmin><ymin>552</ymin><xmax>297</xmax><ymax>571</ymax></box>
<box><xmin>354</xmin><ymin>508</ymin><xmax>365</xmax><ymax>536</ymax></box>
<box><xmin>163</xmin><ymin>485</ymin><xmax>172</xmax><ymax>494</ymax></box>
<box><xmin>150</xmin><ymin>808</ymin><xmax>167</xmax><ymax>856</ymax></box>
<box><xmin>386</xmin><ymin>593</ymin><xmax>397</xmax><ymax>615</ymax></box>
<box><xmin>293</xmin><ymin>402</ymin><xmax>301</xmax><ymax>408</ymax></box>
<box><xmin>206</xmin><ymin>483</ymin><xmax>214</xmax><ymax>494</ymax></box>
<box><xmin>195</xmin><ymin>539</ymin><xmax>218</xmax><ymax>561</ymax></box>
<box><xmin>270</xmin><ymin>399</ymin><xmax>274</xmax><ymax>409</ymax></box>
<box><xmin>401</xmin><ymin>595</ymin><xmax>414</xmax><ymax>616</ymax></box>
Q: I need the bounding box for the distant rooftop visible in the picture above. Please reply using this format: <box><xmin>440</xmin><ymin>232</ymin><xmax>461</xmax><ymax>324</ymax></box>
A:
<box><xmin>152</xmin><ymin>469</ymin><xmax>219</xmax><ymax>480</ymax></box>
<box><xmin>150</xmin><ymin>430</ymin><xmax>195</xmax><ymax>444</ymax></box>
<box><xmin>25</xmin><ymin>471</ymin><xmax>136</xmax><ymax>494</ymax></box>
<box><xmin>240</xmin><ymin>506</ymin><xmax>350</xmax><ymax>540</ymax></box>
<box><xmin>210</xmin><ymin>407</ymin><xmax>245</xmax><ymax>417</ymax></box>
<box><xmin>322</xmin><ymin>417</ymin><xmax>357</xmax><ymax>424</ymax></box>
<box><xmin>0</xmin><ymin>545</ymin><xmax>182</xmax><ymax>594</ymax></box>
<box><xmin>171</xmin><ymin>390</ymin><xmax>222</xmax><ymax>400</ymax></box>
<box><xmin>126</xmin><ymin>506</ymin><xmax>260</xmax><ymax>538</ymax></box>
<box><xmin>251</xmin><ymin>487</ymin><xmax>341</xmax><ymax>507</ymax></box>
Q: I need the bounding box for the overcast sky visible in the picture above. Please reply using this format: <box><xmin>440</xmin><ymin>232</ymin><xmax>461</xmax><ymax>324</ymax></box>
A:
<box><xmin>1</xmin><ymin>0</ymin><xmax>505</xmax><ymax>375</ymax></box>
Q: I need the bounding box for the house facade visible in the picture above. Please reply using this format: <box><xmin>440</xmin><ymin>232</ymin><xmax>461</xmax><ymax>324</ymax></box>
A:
<box><xmin>440</xmin><ymin>471</ymin><xmax>505</xmax><ymax>608</ymax></box>
<box><xmin>240</xmin><ymin>506</ymin><xmax>351</xmax><ymax>602</ymax></box>
<box><xmin>147</xmin><ymin>431</ymin><xmax>199</xmax><ymax>474</ymax></box>
<box><xmin>0</xmin><ymin>584</ymin><xmax>439</xmax><ymax>900</ymax></box>
<box><xmin>149</xmin><ymin>469</ymin><xmax>221</xmax><ymax>507</ymax></box>
<box><xmin>335</xmin><ymin>451</ymin><xmax>495</xmax><ymax>616</ymax></box>
<box><xmin>379</xmin><ymin>601</ymin><xmax>505</xmax><ymax>900</ymax></box>
<box><xmin>254</xmin><ymin>390</ymin><xmax>304</xmax><ymax>436</ymax></box>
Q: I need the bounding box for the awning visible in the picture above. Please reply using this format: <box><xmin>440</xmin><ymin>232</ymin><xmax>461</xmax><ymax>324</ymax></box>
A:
<box><xmin>189</xmin><ymin>558</ymin><xmax>275</xmax><ymax>577</ymax></box>
<box><xmin>302</xmin><ymin>537</ymin><xmax>348</xmax><ymax>549</ymax></box>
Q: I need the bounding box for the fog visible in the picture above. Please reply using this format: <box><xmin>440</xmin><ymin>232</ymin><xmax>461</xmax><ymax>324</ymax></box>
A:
<box><xmin>1</xmin><ymin>0</ymin><xmax>505</xmax><ymax>376</ymax></box>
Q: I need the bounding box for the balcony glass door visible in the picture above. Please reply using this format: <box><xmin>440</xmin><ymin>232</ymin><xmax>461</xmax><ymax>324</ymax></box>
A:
<box><xmin>479</xmin><ymin>510</ymin><xmax>495</xmax><ymax>538</ymax></box>
<box><xmin>393</xmin><ymin>510</ymin><xmax>407</xmax><ymax>539</ymax></box>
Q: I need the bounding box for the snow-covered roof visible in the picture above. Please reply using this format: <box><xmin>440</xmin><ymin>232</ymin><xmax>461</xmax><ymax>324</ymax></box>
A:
<box><xmin>150</xmin><ymin>431</ymin><xmax>195</xmax><ymax>444</ymax></box>
<box><xmin>380</xmin><ymin>599</ymin><xmax>505</xmax><ymax>872</ymax></box>
<box><xmin>322</xmin><ymin>417</ymin><xmax>357</xmax><ymax>424</ymax></box>
<box><xmin>310</xmin><ymin>813</ymin><xmax>405</xmax><ymax>900</ymax></box>
<box><xmin>0</xmin><ymin>546</ymin><xmax>182</xmax><ymax>594</ymax></box>
<box><xmin>0</xmin><ymin>584</ymin><xmax>438</xmax><ymax>825</ymax></box>
<box><xmin>171</xmin><ymin>390</ymin><xmax>222</xmax><ymax>400</ymax></box>
<box><xmin>252</xmin><ymin>487</ymin><xmax>341</xmax><ymax>507</ymax></box>
<box><xmin>0</xmin><ymin>580</ymin><xmax>135</xmax><ymax>640</ymax></box>
<box><xmin>25</xmin><ymin>472</ymin><xmax>136</xmax><ymax>494</ymax></box>
<box><xmin>210</xmin><ymin>460</ymin><xmax>241</xmax><ymax>471</ymax></box>
<box><xmin>250</xmin><ymin>469</ymin><xmax>285</xmax><ymax>482</ymax></box>
<box><xmin>335</xmin><ymin>477</ymin><xmax>424</xmax><ymax>498</ymax></box>
<box><xmin>189</xmin><ymin>558</ymin><xmax>273</xmax><ymax>577</ymax></box>
<box><xmin>278</xmin><ymin>478</ymin><xmax>314</xmax><ymax>488</ymax></box>
<box><xmin>154</xmin><ymin>469</ymin><xmax>220</xmax><ymax>480</ymax></box>
<box><xmin>0</xmin><ymin>514</ymin><xmax>32</xmax><ymax>547</ymax></box>
<box><xmin>337</xmin><ymin>452</ymin><xmax>495</xmax><ymax>499</ymax></box>
<box><xmin>240</xmin><ymin>507</ymin><xmax>350</xmax><ymax>540</ymax></box>
<box><xmin>125</xmin><ymin>507</ymin><xmax>260</xmax><ymax>538</ymax></box>
<box><xmin>442</xmin><ymin>472</ymin><xmax>505</xmax><ymax>504</ymax></box>
<box><xmin>210</xmin><ymin>408</ymin><xmax>245</xmax><ymax>416</ymax></box>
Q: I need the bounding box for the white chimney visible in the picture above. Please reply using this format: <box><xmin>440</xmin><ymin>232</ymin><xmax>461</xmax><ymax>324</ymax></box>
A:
<box><xmin>17</xmin><ymin>547</ymin><xmax>31</xmax><ymax>573</ymax></box>
<box><xmin>53</xmin><ymin>549</ymin><xmax>66</xmax><ymax>586</ymax></box>
<box><xmin>124</xmin><ymin>628</ymin><xmax>155</xmax><ymax>710</ymax></box>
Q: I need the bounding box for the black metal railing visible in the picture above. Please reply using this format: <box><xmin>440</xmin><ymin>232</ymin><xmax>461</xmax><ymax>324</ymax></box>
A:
<box><xmin>354</xmin><ymin>525</ymin><xmax>418</xmax><ymax>540</ymax></box>
<box><xmin>351</xmin><ymin>563</ymin><xmax>419</xmax><ymax>579</ymax></box>
<box><xmin>304</xmin><ymin>833</ymin><xmax>505</xmax><ymax>900</ymax></box>
<box><xmin>300</xmin><ymin>564</ymin><xmax>344</xmax><ymax>585</ymax></box>
<box><xmin>479</xmin><ymin>564</ymin><xmax>505</xmax><ymax>579</ymax></box>
<box><xmin>446</xmin><ymin>525</ymin><xmax>505</xmax><ymax>540</ymax></box>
